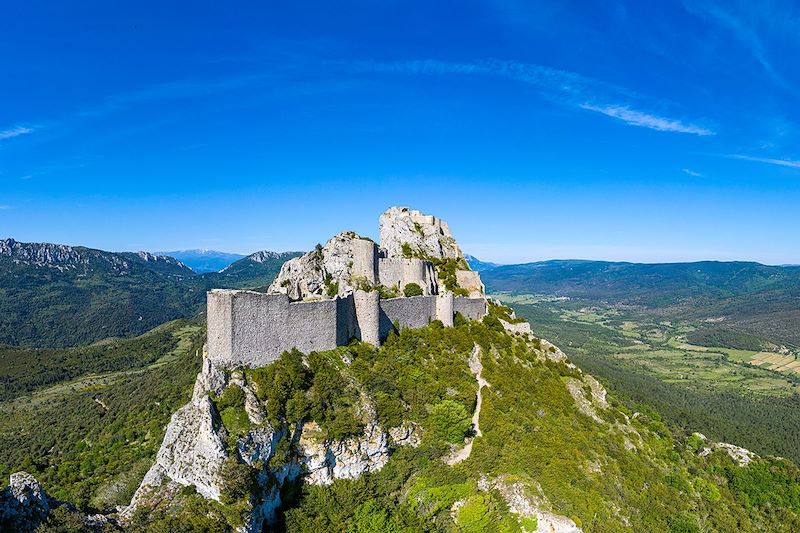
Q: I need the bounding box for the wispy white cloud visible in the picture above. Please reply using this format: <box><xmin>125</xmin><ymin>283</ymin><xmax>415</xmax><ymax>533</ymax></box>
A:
<box><xmin>729</xmin><ymin>154</ymin><xmax>800</xmax><ymax>169</ymax></box>
<box><xmin>580</xmin><ymin>104</ymin><xmax>714</xmax><ymax>136</ymax></box>
<box><xmin>0</xmin><ymin>205</ymin><xmax>12</xmax><ymax>210</ymax></box>
<box><xmin>682</xmin><ymin>168</ymin><xmax>703</xmax><ymax>177</ymax></box>
<box><xmin>0</xmin><ymin>126</ymin><xmax>33</xmax><ymax>140</ymax></box>
<box><xmin>355</xmin><ymin>59</ymin><xmax>713</xmax><ymax>135</ymax></box>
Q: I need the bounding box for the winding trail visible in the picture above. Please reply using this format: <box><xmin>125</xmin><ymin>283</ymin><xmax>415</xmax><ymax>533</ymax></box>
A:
<box><xmin>446</xmin><ymin>345</ymin><xmax>489</xmax><ymax>465</ymax></box>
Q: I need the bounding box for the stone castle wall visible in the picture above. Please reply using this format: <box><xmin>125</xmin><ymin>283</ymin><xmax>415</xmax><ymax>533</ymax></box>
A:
<box><xmin>378</xmin><ymin>295</ymin><xmax>437</xmax><ymax>339</ymax></box>
<box><xmin>454</xmin><ymin>296</ymin><xmax>488</xmax><ymax>321</ymax></box>
<box><xmin>377</xmin><ymin>257</ymin><xmax>437</xmax><ymax>295</ymax></box>
<box><xmin>207</xmin><ymin>289</ymin><xmax>486</xmax><ymax>368</ymax></box>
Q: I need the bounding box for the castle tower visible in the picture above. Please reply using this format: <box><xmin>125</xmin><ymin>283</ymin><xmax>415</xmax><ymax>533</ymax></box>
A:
<box><xmin>402</xmin><ymin>258</ymin><xmax>428</xmax><ymax>292</ymax></box>
<box><xmin>352</xmin><ymin>238</ymin><xmax>378</xmax><ymax>285</ymax></box>
<box><xmin>353</xmin><ymin>289</ymin><xmax>380</xmax><ymax>346</ymax></box>
<box><xmin>436</xmin><ymin>291</ymin><xmax>454</xmax><ymax>327</ymax></box>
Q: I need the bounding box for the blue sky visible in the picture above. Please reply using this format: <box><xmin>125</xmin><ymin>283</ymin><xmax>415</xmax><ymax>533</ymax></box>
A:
<box><xmin>2</xmin><ymin>0</ymin><xmax>799</xmax><ymax>264</ymax></box>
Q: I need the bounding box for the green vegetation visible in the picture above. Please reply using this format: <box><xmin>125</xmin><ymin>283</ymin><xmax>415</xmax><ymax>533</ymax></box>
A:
<box><xmin>276</xmin><ymin>319</ymin><xmax>800</xmax><ymax>532</ymax></box>
<box><xmin>5</xmin><ymin>316</ymin><xmax>800</xmax><ymax>531</ymax></box>
<box><xmin>481</xmin><ymin>260</ymin><xmax>800</xmax><ymax>349</ymax></box>
<box><xmin>248</xmin><ymin>348</ymin><xmax>364</xmax><ymax>441</ymax></box>
<box><xmin>403</xmin><ymin>282</ymin><xmax>424</xmax><ymax>297</ymax></box>
<box><xmin>213</xmin><ymin>385</ymin><xmax>251</xmax><ymax>438</ymax></box>
<box><xmin>0</xmin><ymin>321</ymin><xmax>191</xmax><ymax>402</ymax></box>
<box><xmin>0</xmin><ymin>321</ymin><xmax>204</xmax><ymax>511</ymax></box>
<box><xmin>0</xmin><ymin>246</ymin><xmax>299</xmax><ymax>347</ymax></box>
<box><xmin>494</xmin><ymin>294</ymin><xmax>800</xmax><ymax>463</ymax></box>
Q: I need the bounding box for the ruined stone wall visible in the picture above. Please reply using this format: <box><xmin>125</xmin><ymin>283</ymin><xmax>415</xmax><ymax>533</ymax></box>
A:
<box><xmin>454</xmin><ymin>296</ymin><xmax>488</xmax><ymax>321</ymax></box>
<box><xmin>208</xmin><ymin>290</ymin><xmax>351</xmax><ymax>368</ymax></box>
<box><xmin>354</xmin><ymin>290</ymin><xmax>380</xmax><ymax>346</ymax></box>
<box><xmin>436</xmin><ymin>292</ymin><xmax>454</xmax><ymax>327</ymax></box>
<box><xmin>208</xmin><ymin>289</ymin><xmax>488</xmax><ymax>368</ymax></box>
<box><xmin>378</xmin><ymin>295</ymin><xmax>437</xmax><ymax>339</ymax></box>
<box><xmin>378</xmin><ymin>257</ymin><xmax>437</xmax><ymax>295</ymax></box>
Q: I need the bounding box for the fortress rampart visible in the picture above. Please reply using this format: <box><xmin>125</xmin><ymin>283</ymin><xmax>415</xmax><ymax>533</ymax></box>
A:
<box><xmin>207</xmin><ymin>288</ymin><xmax>487</xmax><ymax>368</ymax></box>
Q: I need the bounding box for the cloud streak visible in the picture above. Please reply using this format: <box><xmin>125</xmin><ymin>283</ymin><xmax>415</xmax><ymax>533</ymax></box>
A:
<box><xmin>580</xmin><ymin>104</ymin><xmax>714</xmax><ymax>135</ymax></box>
<box><xmin>356</xmin><ymin>59</ymin><xmax>713</xmax><ymax>135</ymax></box>
<box><xmin>730</xmin><ymin>154</ymin><xmax>800</xmax><ymax>169</ymax></box>
<box><xmin>0</xmin><ymin>126</ymin><xmax>33</xmax><ymax>140</ymax></box>
<box><xmin>682</xmin><ymin>168</ymin><xmax>703</xmax><ymax>177</ymax></box>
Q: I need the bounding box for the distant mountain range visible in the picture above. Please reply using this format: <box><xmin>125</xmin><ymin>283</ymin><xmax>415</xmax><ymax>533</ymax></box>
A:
<box><xmin>477</xmin><ymin>258</ymin><xmax>800</xmax><ymax>349</ymax></box>
<box><xmin>155</xmin><ymin>249</ymin><xmax>246</xmax><ymax>273</ymax></box>
<box><xmin>0</xmin><ymin>238</ymin><xmax>300</xmax><ymax>347</ymax></box>
<box><xmin>464</xmin><ymin>254</ymin><xmax>500</xmax><ymax>272</ymax></box>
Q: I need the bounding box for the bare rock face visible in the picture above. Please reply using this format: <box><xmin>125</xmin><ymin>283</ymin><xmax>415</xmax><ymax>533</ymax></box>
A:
<box><xmin>268</xmin><ymin>231</ymin><xmax>368</xmax><ymax>300</ymax></box>
<box><xmin>0</xmin><ymin>472</ymin><xmax>50</xmax><ymax>531</ymax></box>
<box><xmin>124</xmin><ymin>395</ymin><xmax>227</xmax><ymax>516</ymax></box>
<box><xmin>477</xmin><ymin>476</ymin><xmax>583</xmax><ymax>533</ymax></box>
<box><xmin>388</xmin><ymin>421</ymin><xmax>422</xmax><ymax>448</ymax></box>
<box><xmin>379</xmin><ymin>207</ymin><xmax>463</xmax><ymax>260</ymax></box>
<box><xmin>298</xmin><ymin>417</ymin><xmax>390</xmax><ymax>486</ymax></box>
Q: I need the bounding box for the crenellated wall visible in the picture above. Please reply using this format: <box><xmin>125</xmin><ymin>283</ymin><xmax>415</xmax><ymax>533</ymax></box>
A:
<box><xmin>207</xmin><ymin>289</ymin><xmax>486</xmax><ymax>368</ymax></box>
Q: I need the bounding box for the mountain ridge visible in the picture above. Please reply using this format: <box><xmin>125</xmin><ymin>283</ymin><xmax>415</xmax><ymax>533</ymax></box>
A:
<box><xmin>0</xmin><ymin>239</ymin><xmax>301</xmax><ymax>347</ymax></box>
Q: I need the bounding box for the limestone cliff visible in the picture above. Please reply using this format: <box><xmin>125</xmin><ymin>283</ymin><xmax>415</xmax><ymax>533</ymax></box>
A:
<box><xmin>379</xmin><ymin>206</ymin><xmax>463</xmax><ymax>260</ymax></box>
<box><xmin>267</xmin><ymin>231</ymin><xmax>369</xmax><ymax>300</ymax></box>
<box><xmin>122</xmin><ymin>350</ymin><xmax>399</xmax><ymax>532</ymax></box>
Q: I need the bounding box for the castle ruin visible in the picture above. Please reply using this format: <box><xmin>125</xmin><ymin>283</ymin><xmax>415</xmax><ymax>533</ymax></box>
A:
<box><xmin>207</xmin><ymin>207</ymin><xmax>488</xmax><ymax>368</ymax></box>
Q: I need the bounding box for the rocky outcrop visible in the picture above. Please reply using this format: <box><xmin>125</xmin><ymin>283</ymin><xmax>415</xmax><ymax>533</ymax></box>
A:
<box><xmin>298</xmin><ymin>417</ymin><xmax>390</xmax><ymax>485</ymax></box>
<box><xmin>379</xmin><ymin>207</ymin><xmax>463</xmax><ymax>260</ymax></box>
<box><xmin>388</xmin><ymin>421</ymin><xmax>422</xmax><ymax>448</ymax></box>
<box><xmin>268</xmin><ymin>231</ymin><xmax>369</xmax><ymax>300</ymax></box>
<box><xmin>694</xmin><ymin>433</ymin><xmax>757</xmax><ymax>466</ymax></box>
<box><xmin>123</xmin><ymin>347</ymin><xmax>415</xmax><ymax>530</ymax></box>
<box><xmin>128</xmin><ymin>395</ymin><xmax>227</xmax><ymax>506</ymax></box>
<box><xmin>0</xmin><ymin>238</ymin><xmax>189</xmax><ymax>274</ymax></box>
<box><xmin>477</xmin><ymin>476</ymin><xmax>582</xmax><ymax>533</ymax></box>
<box><xmin>0</xmin><ymin>472</ymin><xmax>50</xmax><ymax>531</ymax></box>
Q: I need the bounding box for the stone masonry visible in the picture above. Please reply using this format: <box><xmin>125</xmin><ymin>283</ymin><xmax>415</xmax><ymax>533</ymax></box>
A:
<box><xmin>207</xmin><ymin>207</ymin><xmax>488</xmax><ymax>368</ymax></box>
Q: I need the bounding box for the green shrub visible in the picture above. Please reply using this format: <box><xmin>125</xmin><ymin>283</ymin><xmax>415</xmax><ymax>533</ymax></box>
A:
<box><xmin>218</xmin><ymin>456</ymin><xmax>257</xmax><ymax>505</ymax></box>
<box><xmin>429</xmin><ymin>399</ymin><xmax>471</xmax><ymax>444</ymax></box>
<box><xmin>350</xmin><ymin>500</ymin><xmax>397</xmax><ymax>533</ymax></box>
<box><xmin>403</xmin><ymin>283</ymin><xmax>424</xmax><ymax>297</ymax></box>
<box><xmin>215</xmin><ymin>385</ymin><xmax>246</xmax><ymax>412</ymax></box>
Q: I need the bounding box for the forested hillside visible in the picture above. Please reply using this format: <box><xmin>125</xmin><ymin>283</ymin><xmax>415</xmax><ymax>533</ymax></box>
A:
<box><xmin>481</xmin><ymin>259</ymin><xmax>800</xmax><ymax>349</ymax></box>
<box><xmin>0</xmin><ymin>239</ymin><xmax>299</xmax><ymax>347</ymax></box>
<box><xmin>7</xmin><ymin>315</ymin><xmax>800</xmax><ymax>532</ymax></box>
